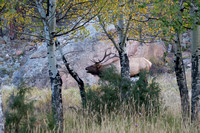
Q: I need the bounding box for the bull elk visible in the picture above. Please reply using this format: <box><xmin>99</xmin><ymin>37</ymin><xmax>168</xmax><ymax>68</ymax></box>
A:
<box><xmin>85</xmin><ymin>50</ymin><xmax>152</xmax><ymax>77</ymax></box>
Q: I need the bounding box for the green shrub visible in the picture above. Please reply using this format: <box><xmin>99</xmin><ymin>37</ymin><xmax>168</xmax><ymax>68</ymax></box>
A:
<box><xmin>46</xmin><ymin>111</ymin><xmax>57</xmax><ymax>131</ymax></box>
<box><xmin>5</xmin><ymin>85</ymin><xmax>36</xmax><ymax>133</ymax></box>
<box><xmin>85</xmin><ymin>67</ymin><xmax>161</xmax><ymax>119</ymax></box>
<box><xmin>132</xmin><ymin>71</ymin><xmax>160</xmax><ymax>114</ymax></box>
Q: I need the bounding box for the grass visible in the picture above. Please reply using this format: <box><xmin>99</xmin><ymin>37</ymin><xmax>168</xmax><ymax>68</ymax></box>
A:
<box><xmin>1</xmin><ymin>71</ymin><xmax>197</xmax><ymax>133</ymax></box>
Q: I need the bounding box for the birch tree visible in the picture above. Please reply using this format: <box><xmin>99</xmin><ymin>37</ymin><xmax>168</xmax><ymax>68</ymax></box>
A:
<box><xmin>151</xmin><ymin>0</ymin><xmax>199</xmax><ymax>122</ymax></box>
<box><xmin>96</xmin><ymin>0</ymin><xmax>153</xmax><ymax>99</ymax></box>
<box><xmin>173</xmin><ymin>0</ymin><xmax>191</xmax><ymax>122</ymax></box>
<box><xmin>191</xmin><ymin>1</ymin><xmax>200</xmax><ymax>123</ymax></box>
<box><xmin>1</xmin><ymin>0</ymin><xmax>102</xmax><ymax>131</ymax></box>
<box><xmin>35</xmin><ymin>0</ymin><xmax>64</xmax><ymax>131</ymax></box>
<box><xmin>0</xmin><ymin>83</ymin><xmax>4</xmax><ymax>133</ymax></box>
<box><xmin>191</xmin><ymin>25</ymin><xmax>200</xmax><ymax>123</ymax></box>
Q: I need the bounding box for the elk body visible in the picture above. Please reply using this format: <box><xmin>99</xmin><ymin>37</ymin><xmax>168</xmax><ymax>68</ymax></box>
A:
<box><xmin>85</xmin><ymin>51</ymin><xmax>152</xmax><ymax>77</ymax></box>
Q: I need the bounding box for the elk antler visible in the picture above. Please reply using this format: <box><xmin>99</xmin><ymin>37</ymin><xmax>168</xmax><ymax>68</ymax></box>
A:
<box><xmin>91</xmin><ymin>48</ymin><xmax>119</xmax><ymax>64</ymax></box>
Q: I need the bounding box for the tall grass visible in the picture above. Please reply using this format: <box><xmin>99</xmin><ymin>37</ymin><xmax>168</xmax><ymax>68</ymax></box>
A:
<box><xmin>1</xmin><ymin>71</ymin><xmax>197</xmax><ymax>133</ymax></box>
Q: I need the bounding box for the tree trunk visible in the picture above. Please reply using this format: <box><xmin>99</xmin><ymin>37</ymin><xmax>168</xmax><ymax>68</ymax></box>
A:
<box><xmin>46</xmin><ymin>0</ymin><xmax>63</xmax><ymax>132</ymax></box>
<box><xmin>57</xmin><ymin>41</ymin><xmax>86</xmax><ymax>107</ymax></box>
<box><xmin>0</xmin><ymin>18</ymin><xmax>3</xmax><ymax>37</ymax></box>
<box><xmin>118</xmin><ymin>15</ymin><xmax>130</xmax><ymax>80</ymax></box>
<box><xmin>191</xmin><ymin>25</ymin><xmax>200</xmax><ymax>123</ymax></box>
<box><xmin>118</xmin><ymin>9</ymin><xmax>130</xmax><ymax>100</ymax></box>
<box><xmin>119</xmin><ymin>48</ymin><xmax>130</xmax><ymax>80</ymax></box>
<box><xmin>99</xmin><ymin>0</ymin><xmax>131</xmax><ymax>100</ymax></box>
<box><xmin>0</xmin><ymin>84</ymin><xmax>4</xmax><ymax>133</ymax></box>
<box><xmin>118</xmin><ymin>47</ymin><xmax>130</xmax><ymax>100</ymax></box>
<box><xmin>9</xmin><ymin>19</ymin><xmax>16</xmax><ymax>40</ymax></box>
<box><xmin>47</xmin><ymin>32</ymin><xmax>63</xmax><ymax>133</ymax></box>
<box><xmin>174</xmin><ymin>32</ymin><xmax>190</xmax><ymax>123</ymax></box>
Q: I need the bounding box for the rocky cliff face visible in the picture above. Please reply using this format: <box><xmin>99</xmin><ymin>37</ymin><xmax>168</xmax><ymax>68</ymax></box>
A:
<box><xmin>0</xmin><ymin>37</ymin><xmax>166</xmax><ymax>89</ymax></box>
<box><xmin>0</xmin><ymin>24</ymin><xmax>180</xmax><ymax>89</ymax></box>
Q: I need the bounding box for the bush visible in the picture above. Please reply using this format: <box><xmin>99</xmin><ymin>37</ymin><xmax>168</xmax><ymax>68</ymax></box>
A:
<box><xmin>5</xmin><ymin>85</ymin><xmax>36</xmax><ymax>133</ymax></box>
<box><xmin>85</xmin><ymin>67</ymin><xmax>161</xmax><ymax>119</ymax></box>
<box><xmin>132</xmin><ymin>71</ymin><xmax>160</xmax><ymax>114</ymax></box>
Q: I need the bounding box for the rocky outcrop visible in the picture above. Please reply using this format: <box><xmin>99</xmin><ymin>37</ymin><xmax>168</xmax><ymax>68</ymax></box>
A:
<box><xmin>0</xmin><ymin>25</ymin><xmax>168</xmax><ymax>89</ymax></box>
<box><xmin>127</xmin><ymin>40</ymin><xmax>166</xmax><ymax>60</ymax></box>
<box><xmin>10</xmin><ymin>36</ymin><xmax>166</xmax><ymax>89</ymax></box>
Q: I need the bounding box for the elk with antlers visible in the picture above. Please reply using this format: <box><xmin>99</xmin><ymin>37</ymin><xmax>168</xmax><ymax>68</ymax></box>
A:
<box><xmin>85</xmin><ymin>49</ymin><xmax>152</xmax><ymax>78</ymax></box>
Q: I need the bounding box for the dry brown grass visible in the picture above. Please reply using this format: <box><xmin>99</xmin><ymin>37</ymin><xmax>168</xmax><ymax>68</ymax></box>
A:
<box><xmin>1</xmin><ymin>70</ymin><xmax>197</xmax><ymax>133</ymax></box>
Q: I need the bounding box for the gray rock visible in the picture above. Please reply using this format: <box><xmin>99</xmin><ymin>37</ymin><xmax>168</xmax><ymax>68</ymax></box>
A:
<box><xmin>12</xmin><ymin>70</ymin><xmax>23</xmax><ymax>86</ymax></box>
<box><xmin>30</xmin><ymin>44</ymin><xmax>47</xmax><ymax>59</ymax></box>
<box><xmin>13</xmin><ymin>57</ymin><xmax>49</xmax><ymax>88</ymax></box>
<box><xmin>0</xmin><ymin>22</ymin><xmax>167</xmax><ymax>89</ymax></box>
<box><xmin>0</xmin><ymin>57</ymin><xmax>3</xmax><ymax>62</ymax></box>
<box><xmin>11</xmin><ymin>37</ymin><xmax>167</xmax><ymax>89</ymax></box>
<box><xmin>3</xmin><ymin>36</ymin><xmax>10</xmax><ymax>44</ymax></box>
<box><xmin>13</xmin><ymin>62</ymin><xmax>20</xmax><ymax>68</ymax></box>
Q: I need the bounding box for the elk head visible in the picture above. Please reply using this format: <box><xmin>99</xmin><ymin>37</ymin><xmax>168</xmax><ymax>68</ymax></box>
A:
<box><xmin>85</xmin><ymin>62</ymin><xmax>102</xmax><ymax>76</ymax></box>
<box><xmin>85</xmin><ymin>49</ymin><xmax>117</xmax><ymax>76</ymax></box>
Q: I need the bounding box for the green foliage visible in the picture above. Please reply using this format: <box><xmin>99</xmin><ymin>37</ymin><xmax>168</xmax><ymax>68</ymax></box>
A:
<box><xmin>132</xmin><ymin>72</ymin><xmax>160</xmax><ymax>114</ymax></box>
<box><xmin>85</xmin><ymin>67</ymin><xmax>161</xmax><ymax>120</ymax></box>
<box><xmin>5</xmin><ymin>85</ymin><xmax>36</xmax><ymax>133</ymax></box>
<box><xmin>86</xmin><ymin>68</ymin><xmax>121</xmax><ymax>114</ymax></box>
<box><xmin>46</xmin><ymin>111</ymin><xmax>57</xmax><ymax>131</ymax></box>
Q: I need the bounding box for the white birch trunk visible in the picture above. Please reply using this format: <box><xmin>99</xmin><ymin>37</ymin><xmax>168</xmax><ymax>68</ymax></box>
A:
<box><xmin>48</xmin><ymin>1</ymin><xmax>63</xmax><ymax>131</ymax></box>
<box><xmin>36</xmin><ymin>0</ymin><xmax>63</xmax><ymax>131</ymax></box>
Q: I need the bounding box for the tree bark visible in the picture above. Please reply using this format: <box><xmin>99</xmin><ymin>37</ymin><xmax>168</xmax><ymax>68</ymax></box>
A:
<box><xmin>118</xmin><ymin>15</ymin><xmax>130</xmax><ymax>80</ymax></box>
<box><xmin>0</xmin><ymin>84</ymin><xmax>4</xmax><ymax>133</ymax></box>
<box><xmin>119</xmin><ymin>48</ymin><xmax>130</xmax><ymax>80</ymax></box>
<box><xmin>174</xmin><ymin>32</ymin><xmax>190</xmax><ymax>123</ymax></box>
<box><xmin>57</xmin><ymin>41</ymin><xmax>86</xmax><ymax>107</ymax></box>
<box><xmin>118</xmin><ymin>45</ymin><xmax>130</xmax><ymax>100</ymax></box>
<box><xmin>0</xmin><ymin>18</ymin><xmax>3</xmax><ymax>37</ymax></box>
<box><xmin>98</xmin><ymin>0</ymin><xmax>132</xmax><ymax>100</ymax></box>
<box><xmin>36</xmin><ymin>0</ymin><xmax>63</xmax><ymax>132</ymax></box>
<box><xmin>191</xmin><ymin>25</ymin><xmax>200</xmax><ymax>123</ymax></box>
<box><xmin>9</xmin><ymin>19</ymin><xmax>16</xmax><ymax>40</ymax></box>
<box><xmin>118</xmin><ymin>4</ymin><xmax>130</xmax><ymax>100</ymax></box>
<box><xmin>48</xmin><ymin>0</ymin><xmax>63</xmax><ymax>132</ymax></box>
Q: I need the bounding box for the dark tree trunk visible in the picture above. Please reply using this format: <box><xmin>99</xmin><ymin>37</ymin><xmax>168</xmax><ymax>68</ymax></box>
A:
<box><xmin>56</xmin><ymin>41</ymin><xmax>86</xmax><ymax>107</ymax></box>
<box><xmin>191</xmin><ymin>25</ymin><xmax>200</xmax><ymax>123</ymax></box>
<box><xmin>174</xmin><ymin>54</ymin><xmax>190</xmax><ymax>121</ymax></box>
<box><xmin>0</xmin><ymin>84</ymin><xmax>4</xmax><ymax>133</ymax></box>
<box><xmin>174</xmin><ymin>33</ymin><xmax>190</xmax><ymax>123</ymax></box>
<box><xmin>50</xmin><ymin>71</ymin><xmax>63</xmax><ymax>131</ymax></box>
<box><xmin>62</xmin><ymin>55</ymin><xmax>86</xmax><ymax>107</ymax></box>
<box><xmin>119</xmin><ymin>49</ymin><xmax>130</xmax><ymax>80</ymax></box>
<box><xmin>191</xmin><ymin>53</ymin><xmax>200</xmax><ymax>122</ymax></box>
<box><xmin>0</xmin><ymin>18</ymin><xmax>3</xmax><ymax>37</ymax></box>
<box><xmin>9</xmin><ymin>19</ymin><xmax>16</xmax><ymax>40</ymax></box>
<box><xmin>118</xmin><ymin>44</ymin><xmax>130</xmax><ymax>100</ymax></box>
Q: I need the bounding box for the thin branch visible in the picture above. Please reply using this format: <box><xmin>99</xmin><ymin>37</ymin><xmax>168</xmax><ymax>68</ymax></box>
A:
<box><xmin>0</xmin><ymin>24</ymin><xmax>46</xmax><ymax>40</ymax></box>
<box><xmin>55</xmin><ymin>1</ymin><xmax>106</xmax><ymax>37</ymax></box>
<box><xmin>98</xmin><ymin>15</ymin><xmax>120</xmax><ymax>52</ymax></box>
